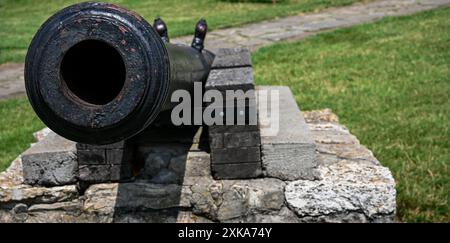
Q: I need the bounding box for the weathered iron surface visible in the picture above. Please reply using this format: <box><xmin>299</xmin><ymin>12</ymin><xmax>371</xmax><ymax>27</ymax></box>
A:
<box><xmin>25</xmin><ymin>2</ymin><xmax>214</xmax><ymax>144</ymax></box>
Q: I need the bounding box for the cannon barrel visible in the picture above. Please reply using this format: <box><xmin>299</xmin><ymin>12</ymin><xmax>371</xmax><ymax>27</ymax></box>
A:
<box><xmin>25</xmin><ymin>2</ymin><xmax>214</xmax><ymax>144</ymax></box>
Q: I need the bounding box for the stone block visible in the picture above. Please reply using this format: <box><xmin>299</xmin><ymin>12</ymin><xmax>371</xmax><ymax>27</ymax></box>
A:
<box><xmin>203</xmin><ymin>104</ymin><xmax>258</xmax><ymax>126</ymax></box>
<box><xmin>285</xmin><ymin>160</ymin><xmax>396</xmax><ymax>223</ymax></box>
<box><xmin>210</xmin><ymin>131</ymin><xmax>261</xmax><ymax>149</ymax></box>
<box><xmin>209</xmin><ymin>124</ymin><xmax>259</xmax><ymax>134</ymax></box>
<box><xmin>132</xmin><ymin>125</ymin><xmax>200</xmax><ymax>144</ymax></box>
<box><xmin>78</xmin><ymin>163</ymin><xmax>133</xmax><ymax>183</ymax></box>
<box><xmin>78</xmin><ymin>165</ymin><xmax>111</xmax><ymax>183</ymax></box>
<box><xmin>110</xmin><ymin>163</ymin><xmax>133</xmax><ymax>181</ymax></box>
<box><xmin>77</xmin><ymin>139</ymin><xmax>133</xmax><ymax>165</ymax></box>
<box><xmin>211</xmin><ymin>48</ymin><xmax>252</xmax><ymax>69</ymax></box>
<box><xmin>76</xmin><ymin>138</ymin><xmax>134</xmax><ymax>183</ymax></box>
<box><xmin>76</xmin><ymin>141</ymin><xmax>126</xmax><ymax>150</ymax></box>
<box><xmin>261</xmin><ymin>144</ymin><xmax>317</xmax><ymax>180</ymax></box>
<box><xmin>22</xmin><ymin>132</ymin><xmax>78</xmax><ymax>186</ymax></box>
<box><xmin>211</xmin><ymin>147</ymin><xmax>261</xmax><ymax>164</ymax></box>
<box><xmin>209</xmin><ymin>133</ymin><xmax>223</xmax><ymax>148</ymax></box>
<box><xmin>77</xmin><ymin>149</ymin><xmax>105</xmax><ymax>165</ymax></box>
<box><xmin>205</xmin><ymin>67</ymin><xmax>254</xmax><ymax>92</ymax></box>
<box><xmin>106</xmin><ymin>149</ymin><xmax>133</xmax><ymax>165</ymax></box>
<box><xmin>205</xmin><ymin>53</ymin><xmax>263</xmax><ymax>179</ymax></box>
<box><xmin>211</xmin><ymin>162</ymin><xmax>262</xmax><ymax>179</ymax></box>
<box><xmin>223</xmin><ymin>131</ymin><xmax>261</xmax><ymax>148</ymax></box>
<box><xmin>257</xmin><ymin>86</ymin><xmax>318</xmax><ymax>181</ymax></box>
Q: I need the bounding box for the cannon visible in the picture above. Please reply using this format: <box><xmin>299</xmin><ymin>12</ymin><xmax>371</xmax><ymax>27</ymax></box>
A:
<box><xmin>25</xmin><ymin>2</ymin><xmax>214</xmax><ymax>145</ymax></box>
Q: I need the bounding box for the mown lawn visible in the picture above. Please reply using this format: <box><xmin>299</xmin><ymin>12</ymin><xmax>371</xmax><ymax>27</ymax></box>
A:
<box><xmin>252</xmin><ymin>7</ymin><xmax>449</xmax><ymax>222</ymax></box>
<box><xmin>0</xmin><ymin>98</ymin><xmax>44</xmax><ymax>171</ymax></box>
<box><xmin>0</xmin><ymin>2</ymin><xmax>448</xmax><ymax>223</ymax></box>
<box><xmin>0</xmin><ymin>0</ymin><xmax>365</xmax><ymax>64</ymax></box>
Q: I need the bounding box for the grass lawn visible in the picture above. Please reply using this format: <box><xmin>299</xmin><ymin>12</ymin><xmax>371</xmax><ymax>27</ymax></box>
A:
<box><xmin>0</xmin><ymin>2</ymin><xmax>448</xmax><ymax>223</ymax></box>
<box><xmin>0</xmin><ymin>98</ymin><xmax>44</xmax><ymax>171</ymax></box>
<box><xmin>0</xmin><ymin>0</ymin><xmax>365</xmax><ymax>64</ymax></box>
<box><xmin>252</xmin><ymin>7</ymin><xmax>449</xmax><ymax>222</ymax></box>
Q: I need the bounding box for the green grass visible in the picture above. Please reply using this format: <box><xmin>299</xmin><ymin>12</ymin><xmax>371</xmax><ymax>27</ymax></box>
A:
<box><xmin>0</xmin><ymin>1</ymin><xmax>448</xmax><ymax>223</ymax></box>
<box><xmin>0</xmin><ymin>98</ymin><xmax>44</xmax><ymax>171</ymax></box>
<box><xmin>252</xmin><ymin>7</ymin><xmax>450</xmax><ymax>222</ymax></box>
<box><xmin>0</xmin><ymin>0</ymin><xmax>364</xmax><ymax>64</ymax></box>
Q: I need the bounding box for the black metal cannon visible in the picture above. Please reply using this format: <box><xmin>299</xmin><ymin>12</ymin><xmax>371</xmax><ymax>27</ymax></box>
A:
<box><xmin>25</xmin><ymin>2</ymin><xmax>214</xmax><ymax>144</ymax></box>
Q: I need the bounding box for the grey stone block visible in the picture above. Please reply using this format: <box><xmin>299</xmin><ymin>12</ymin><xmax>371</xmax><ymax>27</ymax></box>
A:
<box><xmin>257</xmin><ymin>86</ymin><xmax>318</xmax><ymax>181</ymax></box>
<box><xmin>209</xmin><ymin>133</ymin><xmax>223</xmax><ymax>148</ymax></box>
<box><xmin>209</xmin><ymin>124</ymin><xmax>259</xmax><ymax>134</ymax></box>
<box><xmin>211</xmin><ymin>48</ymin><xmax>252</xmax><ymax>69</ymax></box>
<box><xmin>285</xmin><ymin>160</ymin><xmax>396</xmax><ymax>223</ymax></box>
<box><xmin>203</xmin><ymin>104</ymin><xmax>258</xmax><ymax>126</ymax></box>
<box><xmin>204</xmin><ymin>78</ymin><xmax>256</xmax><ymax>108</ymax></box>
<box><xmin>132</xmin><ymin>125</ymin><xmax>200</xmax><ymax>144</ymax></box>
<box><xmin>110</xmin><ymin>164</ymin><xmax>133</xmax><ymax>181</ymax></box>
<box><xmin>77</xmin><ymin>149</ymin><xmax>105</xmax><ymax>165</ymax></box>
<box><xmin>262</xmin><ymin>144</ymin><xmax>317</xmax><ymax>180</ymax></box>
<box><xmin>22</xmin><ymin>132</ymin><xmax>78</xmax><ymax>186</ymax></box>
<box><xmin>78</xmin><ymin>165</ymin><xmax>111</xmax><ymax>183</ymax></box>
<box><xmin>223</xmin><ymin>131</ymin><xmax>260</xmax><ymax>148</ymax></box>
<box><xmin>211</xmin><ymin>147</ymin><xmax>260</xmax><ymax>164</ymax></box>
<box><xmin>205</xmin><ymin>58</ymin><xmax>263</xmax><ymax>178</ymax></box>
<box><xmin>211</xmin><ymin>162</ymin><xmax>262</xmax><ymax>179</ymax></box>
<box><xmin>209</xmin><ymin>130</ymin><xmax>260</xmax><ymax>149</ymax></box>
<box><xmin>76</xmin><ymin>141</ymin><xmax>126</xmax><ymax>150</ymax></box>
<box><xmin>77</xmin><ymin>139</ymin><xmax>133</xmax><ymax>166</ymax></box>
<box><xmin>258</xmin><ymin>86</ymin><xmax>315</xmax><ymax>145</ymax></box>
<box><xmin>106</xmin><ymin>149</ymin><xmax>132</xmax><ymax>165</ymax></box>
<box><xmin>205</xmin><ymin>67</ymin><xmax>254</xmax><ymax>92</ymax></box>
<box><xmin>79</xmin><ymin>163</ymin><xmax>133</xmax><ymax>183</ymax></box>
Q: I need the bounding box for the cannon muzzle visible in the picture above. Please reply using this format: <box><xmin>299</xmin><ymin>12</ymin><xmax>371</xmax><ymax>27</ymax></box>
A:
<box><xmin>25</xmin><ymin>2</ymin><xmax>214</xmax><ymax>144</ymax></box>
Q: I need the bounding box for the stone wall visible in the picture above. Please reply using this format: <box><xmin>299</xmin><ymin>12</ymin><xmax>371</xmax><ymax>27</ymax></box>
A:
<box><xmin>0</xmin><ymin>109</ymin><xmax>396</xmax><ymax>223</ymax></box>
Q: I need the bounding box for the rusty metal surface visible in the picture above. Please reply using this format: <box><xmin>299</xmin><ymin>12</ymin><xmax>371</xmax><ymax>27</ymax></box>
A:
<box><xmin>25</xmin><ymin>2</ymin><xmax>213</xmax><ymax>144</ymax></box>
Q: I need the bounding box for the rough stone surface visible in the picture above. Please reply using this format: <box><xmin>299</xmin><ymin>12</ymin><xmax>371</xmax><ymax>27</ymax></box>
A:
<box><xmin>33</xmin><ymin>127</ymin><xmax>52</xmax><ymax>143</ymax></box>
<box><xmin>0</xmin><ymin>157</ymin><xmax>24</xmax><ymax>187</ymax></box>
<box><xmin>21</xmin><ymin>132</ymin><xmax>78</xmax><ymax>186</ymax></box>
<box><xmin>285</xmin><ymin>161</ymin><xmax>396</xmax><ymax>223</ymax></box>
<box><xmin>0</xmin><ymin>184</ymin><xmax>78</xmax><ymax>209</ymax></box>
<box><xmin>0</xmin><ymin>109</ymin><xmax>396</xmax><ymax>222</ymax></box>
<box><xmin>284</xmin><ymin>109</ymin><xmax>396</xmax><ymax>222</ymax></box>
<box><xmin>83</xmin><ymin>182</ymin><xmax>183</xmax><ymax>215</ymax></box>
<box><xmin>205</xmin><ymin>67</ymin><xmax>254</xmax><ymax>92</ymax></box>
